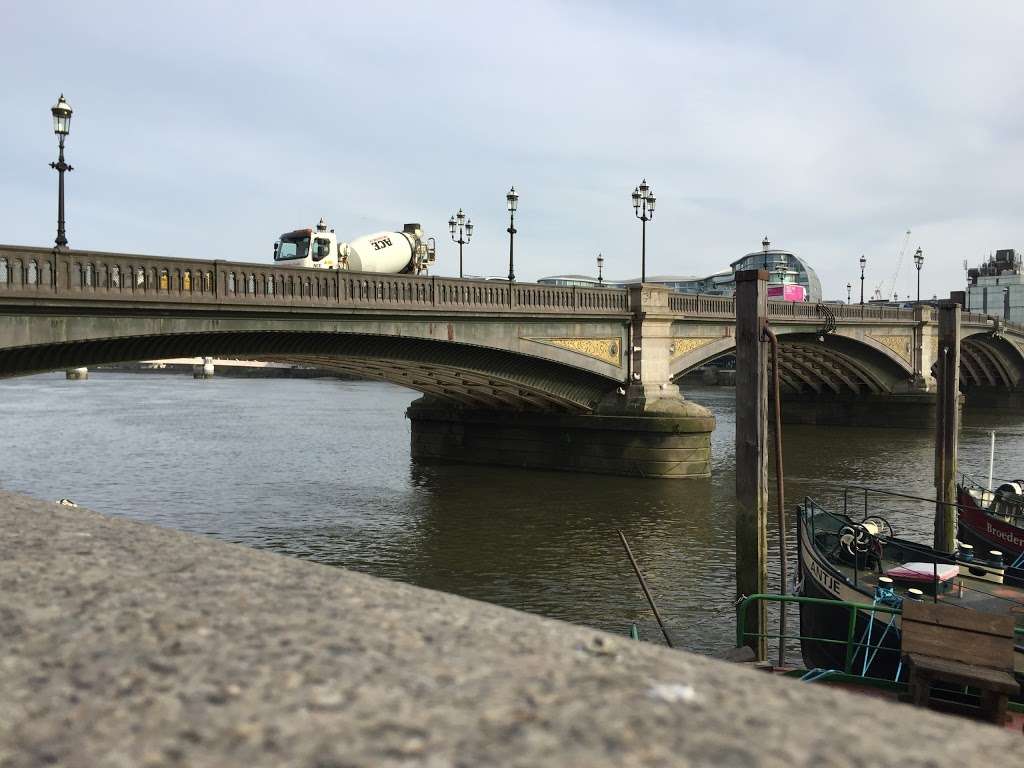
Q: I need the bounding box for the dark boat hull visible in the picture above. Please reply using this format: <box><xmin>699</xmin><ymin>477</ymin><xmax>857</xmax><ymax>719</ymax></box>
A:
<box><xmin>797</xmin><ymin>530</ymin><xmax>903</xmax><ymax>680</ymax></box>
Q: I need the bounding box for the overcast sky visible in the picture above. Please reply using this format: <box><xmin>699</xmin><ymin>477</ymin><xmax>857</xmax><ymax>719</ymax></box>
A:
<box><xmin>3</xmin><ymin>1</ymin><xmax>1022</xmax><ymax>300</ymax></box>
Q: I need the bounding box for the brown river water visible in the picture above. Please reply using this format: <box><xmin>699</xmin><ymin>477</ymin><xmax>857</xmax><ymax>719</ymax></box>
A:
<box><xmin>3</xmin><ymin>372</ymin><xmax>1023</xmax><ymax>656</ymax></box>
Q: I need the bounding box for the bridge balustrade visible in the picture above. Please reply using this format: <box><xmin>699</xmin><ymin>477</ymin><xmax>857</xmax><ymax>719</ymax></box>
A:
<box><xmin>0</xmin><ymin>246</ymin><xmax>632</xmax><ymax>316</ymax></box>
<box><xmin>668</xmin><ymin>294</ymin><xmax>736</xmax><ymax>317</ymax></box>
<box><xmin>0</xmin><ymin>246</ymin><xmax>963</xmax><ymax>327</ymax></box>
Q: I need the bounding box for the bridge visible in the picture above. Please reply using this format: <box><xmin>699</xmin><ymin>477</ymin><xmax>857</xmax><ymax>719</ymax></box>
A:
<box><xmin>2</xmin><ymin>244</ymin><xmax>1022</xmax><ymax>478</ymax></box>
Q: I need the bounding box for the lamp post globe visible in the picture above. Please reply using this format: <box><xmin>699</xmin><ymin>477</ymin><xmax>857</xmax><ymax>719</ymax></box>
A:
<box><xmin>49</xmin><ymin>94</ymin><xmax>74</xmax><ymax>250</ymax></box>
<box><xmin>913</xmin><ymin>247</ymin><xmax>924</xmax><ymax>304</ymax></box>
<box><xmin>632</xmin><ymin>178</ymin><xmax>655</xmax><ymax>283</ymax></box>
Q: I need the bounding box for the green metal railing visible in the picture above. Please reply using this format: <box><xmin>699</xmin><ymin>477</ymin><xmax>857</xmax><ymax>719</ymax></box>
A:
<box><xmin>737</xmin><ymin>593</ymin><xmax>1024</xmax><ymax>677</ymax></box>
<box><xmin>736</xmin><ymin>593</ymin><xmax>902</xmax><ymax>676</ymax></box>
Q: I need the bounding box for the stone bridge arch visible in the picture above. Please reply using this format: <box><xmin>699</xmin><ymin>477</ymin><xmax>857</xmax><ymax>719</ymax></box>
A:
<box><xmin>960</xmin><ymin>330</ymin><xmax>1024</xmax><ymax>399</ymax></box>
<box><xmin>669</xmin><ymin>328</ymin><xmax>916</xmax><ymax>396</ymax></box>
<box><xmin>0</xmin><ymin>328</ymin><xmax>624</xmax><ymax>414</ymax></box>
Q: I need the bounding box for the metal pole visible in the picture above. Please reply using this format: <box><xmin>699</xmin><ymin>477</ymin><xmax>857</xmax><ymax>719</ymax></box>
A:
<box><xmin>764</xmin><ymin>326</ymin><xmax>788</xmax><ymax>667</ymax></box>
<box><xmin>507</xmin><ymin>213</ymin><xmax>515</xmax><ymax>283</ymax></box>
<box><xmin>641</xmin><ymin>214</ymin><xmax>646</xmax><ymax>284</ymax></box>
<box><xmin>917</xmin><ymin>268</ymin><xmax>921</xmax><ymax>305</ymax></box>
<box><xmin>735</xmin><ymin>269</ymin><xmax>769</xmax><ymax>661</ymax></box>
<box><xmin>860</xmin><ymin>269</ymin><xmax>864</xmax><ymax>305</ymax></box>
<box><xmin>989</xmin><ymin>431</ymin><xmax>996</xmax><ymax>492</ymax></box>
<box><xmin>617</xmin><ymin>530</ymin><xmax>674</xmax><ymax>648</ymax></box>
<box><xmin>507</xmin><ymin>210</ymin><xmax>516</xmax><ymax>307</ymax></box>
<box><xmin>51</xmin><ymin>135</ymin><xmax>71</xmax><ymax>249</ymax></box>
<box><xmin>459</xmin><ymin>239</ymin><xmax>463</xmax><ymax>279</ymax></box>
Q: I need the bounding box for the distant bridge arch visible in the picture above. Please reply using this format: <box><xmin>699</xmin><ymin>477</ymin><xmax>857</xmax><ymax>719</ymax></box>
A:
<box><xmin>670</xmin><ymin>327</ymin><xmax>917</xmax><ymax>397</ymax></box>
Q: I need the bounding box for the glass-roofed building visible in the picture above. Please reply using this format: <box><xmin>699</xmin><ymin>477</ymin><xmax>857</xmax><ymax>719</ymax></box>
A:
<box><xmin>730</xmin><ymin>238</ymin><xmax>822</xmax><ymax>303</ymax></box>
<box><xmin>538</xmin><ymin>238</ymin><xmax>822</xmax><ymax>302</ymax></box>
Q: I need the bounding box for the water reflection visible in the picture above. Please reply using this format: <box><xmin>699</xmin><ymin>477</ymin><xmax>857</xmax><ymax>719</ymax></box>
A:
<box><xmin>1</xmin><ymin>373</ymin><xmax>1023</xmax><ymax>657</ymax></box>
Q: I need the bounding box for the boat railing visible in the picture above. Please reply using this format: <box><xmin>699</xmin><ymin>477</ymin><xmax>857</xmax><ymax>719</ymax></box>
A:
<box><xmin>736</xmin><ymin>593</ymin><xmax>1024</xmax><ymax>680</ymax></box>
<box><xmin>800</xmin><ymin>495</ymin><xmax>1021</xmax><ymax>593</ymax></box>
<box><xmin>839</xmin><ymin>484</ymin><xmax>965</xmax><ymax>521</ymax></box>
<box><xmin>962</xmin><ymin>472</ymin><xmax>1024</xmax><ymax>490</ymax></box>
<box><xmin>737</xmin><ymin>593</ymin><xmax>902</xmax><ymax>679</ymax></box>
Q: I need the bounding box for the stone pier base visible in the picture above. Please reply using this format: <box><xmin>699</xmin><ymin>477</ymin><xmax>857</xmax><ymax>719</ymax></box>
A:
<box><xmin>192</xmin><ymin>357</ymin><xmax>215</xmax><ymax>379</ymax></box>
<box><xmin>778</xmin><ymin>392</ymin><xmax>942</xmax><ymax>429</ymax></box>
<box><xmin>964</xmin><ymin>387</ymin><xmax>1024</xmax><ymax>409</ymax></box>
<box><xmin>407</xmin><ymin>395</ymin><xmax>715</xmax><ymax>478</ymax></box>
<box><xmin>65</xmin><ymin>367</ymin><xmax>88</xmax><ymax>380</ymax></box>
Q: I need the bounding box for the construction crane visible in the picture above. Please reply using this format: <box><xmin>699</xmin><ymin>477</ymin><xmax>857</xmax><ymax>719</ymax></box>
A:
<box><xmin>871</xmin><ymin>229</ymin><xmax>911</xmax><ymax>301</ymax></box>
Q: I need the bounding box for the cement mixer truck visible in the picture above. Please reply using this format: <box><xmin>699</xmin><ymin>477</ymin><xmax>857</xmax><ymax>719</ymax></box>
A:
<box><xmin>273</xmin><ymin>218</ymin><xmax>436</xmax><ymax>274</ymax></box>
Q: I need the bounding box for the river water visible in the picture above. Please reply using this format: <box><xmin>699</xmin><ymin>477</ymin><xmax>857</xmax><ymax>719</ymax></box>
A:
<box><xmin>3</xmin><ymin>373</ymin><xmax>1023</xmax><ymax>656</ymax></box>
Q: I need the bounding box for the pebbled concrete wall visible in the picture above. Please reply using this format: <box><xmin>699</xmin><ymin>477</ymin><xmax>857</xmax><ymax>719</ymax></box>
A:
<box><xmin>0</xmin><ymin>491</ymin><xmax>1018</xmax><ymax>767</ymax></box>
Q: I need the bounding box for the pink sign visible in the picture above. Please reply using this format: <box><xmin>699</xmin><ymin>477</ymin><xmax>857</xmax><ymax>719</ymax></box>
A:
<box><xmin>767</xmin><ymin>284</ymin><xmax>806</xmax><ymax>302</ymax></box>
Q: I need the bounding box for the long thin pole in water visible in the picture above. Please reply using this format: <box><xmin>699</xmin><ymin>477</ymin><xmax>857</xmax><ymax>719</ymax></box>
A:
<box><xmin>764</xmin><ymin>324</ymin><xmax>788</xmax><ymax>668</ymax></box>
<box><xmin>989</xmin><ymin>431</ymin><xmax>996</xmax><ymax>492</ymax></box>
<box><xmin>616</xmin><ymin>530</ymin><xmax>674</xmax><ymax>648</ymax></box>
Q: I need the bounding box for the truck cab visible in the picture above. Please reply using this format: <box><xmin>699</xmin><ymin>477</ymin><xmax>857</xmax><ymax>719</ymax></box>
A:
<box><xmin>273</xmin><ymin>218</ymin><xmax>338</xmax><ymax>269</ymax></box>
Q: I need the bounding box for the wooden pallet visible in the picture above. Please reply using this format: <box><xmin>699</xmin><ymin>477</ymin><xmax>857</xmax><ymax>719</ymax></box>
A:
<box><xmin>901</xmin><ymin>600</ymin><xmax>1019</xmax><ymax>724</ymax></box>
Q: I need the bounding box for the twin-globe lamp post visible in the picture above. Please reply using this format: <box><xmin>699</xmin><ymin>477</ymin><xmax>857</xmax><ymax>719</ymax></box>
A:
<box><xmin>50</xmin><ymin>94</ymin><xmax>73</xmax><ymax>250</ymax></box>
<box><xmin>631</xmin><ymin>179</ymin><xmax>656</xmax><ymax>283</ymax></box>
<box><xmin>448</xmin><ymin>209</ymin><xmax>472</xmax><ymax>279</ymax></box>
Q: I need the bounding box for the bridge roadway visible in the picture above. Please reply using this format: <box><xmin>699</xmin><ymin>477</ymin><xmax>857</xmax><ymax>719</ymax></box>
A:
<box><xmin>2</xmin><ymin>244</ymin><xmax>1023</xmax><ymax>478</ymax></box>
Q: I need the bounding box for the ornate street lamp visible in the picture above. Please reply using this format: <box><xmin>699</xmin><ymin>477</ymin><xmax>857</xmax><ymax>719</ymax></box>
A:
<box><xmin>506</xmin><ymin>186</ymin><xmax>518</xmax><ymax>285</ymax></box>
<box><xmin>762</xmin><ymin>236</ymin><xmax>771</xmax><ymax>270</ymax></box>
<box><xmin>448</xmin><ymin>208</ymin><xmax>472</xmax><ymax>278</ymax></box>
<box><xmin>631</xmin><ymin>179</ymin><xmax>656</xmax><ymax>283</ymax></box>
<box><xmin>847</xmin><ymin>282</ymin><xmax>852</xmax><ymax>304</ymax></box>
<box><xmin>913</xmin><ymin>247</ymin><xmax>924</xmax><ymax>304</ymax></box>
<box><xmin>596</xmin><ymin>253</ymin><xmax>604</xmax><ymax>285</ymax></box>
<box><xmin>50</xmin><ymin>94</ymin><xmax>73</xmax><ymax>250</ymax></box>
<box><xmin>859</xmin><ymin>254</ymin><xmax>866</xmax><ymax>305</ymax></box>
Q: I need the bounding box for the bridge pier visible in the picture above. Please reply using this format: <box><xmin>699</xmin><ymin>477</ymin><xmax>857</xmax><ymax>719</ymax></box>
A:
<box><xmin>65</xmin><ymin>366</ymin><xmax>88</xmax><ymax>380</ymax></box>
<box><xmin>408</xmin><ymin>284</ymin><xmax>716</xmax><ymax>479</ymax></box>
<box><xmin>777</xmin><ymin>392</ymin><xmax>938</xmax><ymax>429</ymax></box>
<box><xmin>963</xmin><ymin>387</ymin><xmax>1024</xmax><ymax>409</ymax></box>
<box><xmin>407</xmin><ymin>396</ymin><xmax>715</xmax><ymax>479</ymax></box>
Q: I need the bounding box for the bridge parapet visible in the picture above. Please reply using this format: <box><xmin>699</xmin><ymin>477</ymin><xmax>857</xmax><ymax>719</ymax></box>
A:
<box><xmin>668</xmin><ymin>293</ymin><xmax>920</xmax><ymax>323</ymax></box>
<box><xmin>0</xmin><ymin>245</ymin><xmax>629</xmax><ymax>316</ymax></box>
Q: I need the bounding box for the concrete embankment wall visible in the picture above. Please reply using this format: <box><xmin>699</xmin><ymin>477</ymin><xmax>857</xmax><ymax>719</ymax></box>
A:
<box><xmin>0</xmin><ymin>491</ymin><xmax>1015</xmax><ymax>766</ymax></box>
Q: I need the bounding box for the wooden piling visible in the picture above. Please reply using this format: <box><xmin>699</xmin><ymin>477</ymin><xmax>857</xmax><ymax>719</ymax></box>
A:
<box><xmin>933</xmin><ymin>298</ymin><xmax>961</xmax><ymax>553</ymax></box>
<box><xmin>735</xmin><ymin>269</ymin><xmax>768</xmax><ymax>661</ymax></box>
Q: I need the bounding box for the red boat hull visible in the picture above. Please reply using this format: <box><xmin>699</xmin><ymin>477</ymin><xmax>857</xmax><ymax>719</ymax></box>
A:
<box><xmin>957</xmin><ymin>487</ymin><xmax>1024</xmax><ymax>560</ymax></box>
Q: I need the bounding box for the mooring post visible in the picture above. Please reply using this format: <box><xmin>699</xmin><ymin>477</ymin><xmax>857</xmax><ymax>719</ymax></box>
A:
<box><xmin>933</xmin><ymin>296</ymin><xmax>961</xmax><ymax>553</ymax></box>
<box><xmin>735</xmin><ymin>269</ymin><xmax>768</xmax><ymax>661</ymax></box>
